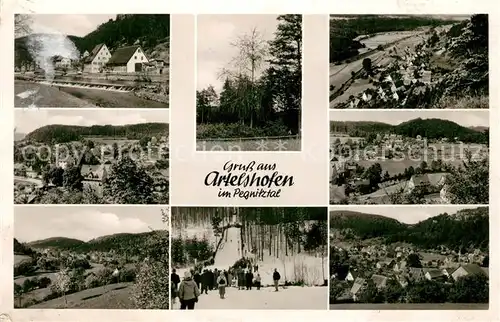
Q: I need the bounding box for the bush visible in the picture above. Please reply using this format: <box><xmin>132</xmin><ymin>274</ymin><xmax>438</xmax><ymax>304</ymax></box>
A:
<box><xmin>197</xmin><ymin>121</ymin><xmax>291</xmax><ymax>140</ymax></box>
<box><xmin>14</xmin><ymin>260</ymin><xmax>36</xmax><ymax>276</ymax></box>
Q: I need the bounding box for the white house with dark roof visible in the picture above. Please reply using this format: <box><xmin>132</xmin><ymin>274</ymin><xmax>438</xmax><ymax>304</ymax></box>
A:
<box><xmin>451</xmin><ymin>264</ymin><xmax>488</xmax><ymax>281</ymax></box>
<box><xmin>81</xmin><ymin>164</ymin><xmax>111</xmax><ymax>196</ymax></box>
<box><xmin>83</xmin><ymin>43</ymin><xmax>111</xmax><ymax>73</ymax></box>
<box><xmin>106</xmin><ymin>45</ymin><xmax>149</xmax><ymax>73</ymax></box>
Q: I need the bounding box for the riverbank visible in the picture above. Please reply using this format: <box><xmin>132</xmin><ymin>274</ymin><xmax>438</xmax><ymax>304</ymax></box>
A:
<box><xmin>15</xmin><ymin>80</ymin><xmax>168</xmax><ymax>108</ymax></box>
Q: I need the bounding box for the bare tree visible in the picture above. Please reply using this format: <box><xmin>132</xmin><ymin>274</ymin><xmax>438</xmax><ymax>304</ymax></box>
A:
<box><xmin>15</xmin><ymin>14</ymin><xmax>33</xmax><ymax>38</ymax></box>
<box><xmin>218</xmin><ymin>27</ymin><xmax>269</xmax><ymax>128</ymax></box>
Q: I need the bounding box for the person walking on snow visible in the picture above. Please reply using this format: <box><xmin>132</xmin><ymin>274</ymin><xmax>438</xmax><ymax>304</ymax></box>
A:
<box><xmin>178</xmin><ymin>271</ymin><xmax>200</xmax><ymax>310</ymax></box>
<box><xmin>237</xmin><ymin>268</ymin><xmax>245</xmax><ymax>290</ymax></box>
<box><xmin>273</xmin><ymin>268</ymin><xmax>281</xmax><ymax>292</ymax></box>
<box><xmin>245</xmin><ymin>269</ymin><xmax>254</xmax><ymax>290</ymax></box>
<box><xmin>255</xmin><ymin>273</ymin><xmax>262</xmax><ymax>290</ymax></box>
<box><xmin>201</xmin><ymin>269</ymin><xmax>210</xmax><ymax>294</ymax></box>
<box><xmin>217</xmin><ymin>271</ymin><xmax>228</xmax><ymax>299</ymax></box>
<box><xmin>170</xmin><ymin>269</ymin><xmax>181</xmax><ymax>304</ymax></box>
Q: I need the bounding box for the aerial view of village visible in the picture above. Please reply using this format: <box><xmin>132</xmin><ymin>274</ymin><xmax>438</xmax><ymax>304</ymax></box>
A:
<box><xmin>196</xmin><ymin>14</ymin><xmax>302</xmax><ymax>151</ymax></box>
<box><xmin>329</xmin><ymin>14</ymin><xmax>488</xmax><ymax>109</ymax></box>
<box><xmin>170</xmin><ymin>207</ymin><xmax>328</xmax><ymax>309</ymax></box>
<box><xmin>329</xmin><ymin>206</ymin><xmax>489</xmax><ymax>309</ymax></box>
<box><xmin>13</xmin><ymin>206</ymin><xmax>169</xmax><ymax>309</ymax></box>
<box><xmin>14</xmin><ymin>14</ymin><xmax>170</xmax><ymax>108</ymax></box>
<box><xmin>14</xmin><ymin>109</ymin><xmax>169</xmax><ymax>204</ymax></box>
<box><xmin>329</xmin><ymin>110</ymin><xmax>489</xmax><ymax>205</ymax></box>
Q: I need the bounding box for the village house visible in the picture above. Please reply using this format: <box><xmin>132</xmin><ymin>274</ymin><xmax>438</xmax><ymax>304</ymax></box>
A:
<box><xmin>393</xmin><ymin>260</ymin><xmax>407</xmax><ymax>273</ymax></box>
<box><xmin>451</xmin><ymin>263</ymin><xmax>487</xmax><ymax>281</ymax></box>
<box><xmin>25</xmin><ymin>166</ymin><xmax>39</xmax><ymax>179</ymax></box>
<box><xmin>372</xmin><ymin>274</ymin><xmax>389</xmax><ymax>289</ymax></box>
<box><xmin>345</xmin><ymin>270</ymin><xmax>359</xmax><ymax>282</ymax></box>
<box><xmin>376</xmin><ymin>259</ymin><xmax>395</xmax><ymax>270</ymax></box>
<box><xmin>14</xmin><ymin>163</ymin><xmax>27</xmax><ymax>176</ymax></box>
<box><xmin>350</xmin><ymin>277</ymin><xmax>366</xmax><ymax>302</ymax></box>
<box><xmin>52</xmin><ymin>56</ymin><xmax>72</xmax><ymax>69</ymax></box>
<box><xmin>81</xmin><ymin>164</ymin><xmax>111</xmax><ymax>196</ymax></box>
<box><xmin>83</xmin><ymin>43</ymin><xmax>112</xmax><ymax>73</ymax></box>
<box><xmin>106</xmin><ymin>45</ymin><xmax>149</xmax><ymax>73</ymax></box>
<box><xmin>407</xmin><ymin>174</ymin><xmax>431</xmax><ymax>192</ymax></box>
<box><xmin>146</xmin><ymin>59</ymin><xmax>168</xmax><ymax>75</ymax></box>
<box><xmin>424</xmin><ymin>269</ymin><xmax>447</xmax><ymax>281</ymax></box>
<box><xmin>408</xmin><ymin>267</ymin><xmax>426</xmax><ymax>282</ymax></box>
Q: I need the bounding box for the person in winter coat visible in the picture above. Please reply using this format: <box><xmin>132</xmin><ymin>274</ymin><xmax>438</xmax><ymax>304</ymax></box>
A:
<box><xmin>171</xmin><ymin>269</ymin><xmax>181</xmax><ymax>304</ymax></box>
<box><xmin>193</xmin><ymin>270</ymin><xmax>202</xmax><ymax>289</ymax></box>
<box><xmin>237</xmin><ymin>268</ymin><xmax>245</xmax><ymax>290</ymax></box>
<box><xmin>245</xmin><ymin>270</ymin><xmax>254</xmax><ymax>290</ymax></box>
<box><xmin>273</xmin><ymin>268</ymin><xmax>281</xmax><ymax>292</ymax></box>
<box><xmin>255</xmin><ymin>273</ymin><xmax>262</xmax><ymax>290</ymax></box>
<box><xmin>178</xmin><ymin>271</ymin><xmax>200</xmax><ymax>310</ymax></box>
<box><xmin>201</xmin><ymin>269</ymin><xmax>210</xmax><ymax>294</ymax></box>
<box><xmin>213</xmin><ymin>269</ymin><xmax>219</xmax><ymax>290</ymax></box>
<box><xmin>228</xmin><ymin>271</ymin><xmax>233</xmax><ymax>287</ymax></box>
<box><xmin>216</xmin><ymin>271</ymin><xmax>228</xmax><ymax>299</ymax></box>
<box><xmin>208</xmin><ymin>269</ymin><xmax>215</xmax><ymax>290</ymax></box>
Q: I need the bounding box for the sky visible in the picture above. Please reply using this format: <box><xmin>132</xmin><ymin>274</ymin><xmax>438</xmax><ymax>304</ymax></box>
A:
<box><xmin>15</xmin><ymin>206</ymin><xmax>168</xmax><ymax>243</ymax></box>
<box><xmin>329</xmin><ymin>205</ymin><xmax>485</xmax><ymax>224</ymax></box>
<box><xmin>15</xmin><ymin>109</ymin><xmax>169</xmax><ymax>134</ymax></box>
<box><xmin>330</xmin><ymin>110</ymin><xmax>489</xmax><ymax>127</ymax></box>
<box><xmin>28</xmin><ymin>14</ymin><xmax>117</xmax><ymax>37</ymax></box>
<box><xmin>197</xmin><ymin>14</ymin><xmax>280</xmax><ymax>92</ymax></box>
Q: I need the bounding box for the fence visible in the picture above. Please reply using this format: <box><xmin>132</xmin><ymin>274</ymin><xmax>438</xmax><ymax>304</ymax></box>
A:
<box><xmin>197</xmin><ymin>135</ymin><xmax>301</xmax><ymax>151</ymax></box>
<box><xmin>198</xmin><ymin>135</ymin><xmax>300</xmax><ymax>142</ymax></box>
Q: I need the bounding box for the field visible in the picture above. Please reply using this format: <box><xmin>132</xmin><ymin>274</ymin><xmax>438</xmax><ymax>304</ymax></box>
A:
<box><xmin>15</xmin><ymin>263</ymin><xmax>106</xmax><ymax>286</ymax></box>
<box><xmin>197</xmin><ymin>138</ymin><xmax>301</xmax><ymax>151</ymax></box>
<box><xmin>28</xmin><ymin>282</ymin><xmax>135</xmax><ymax>309</ymax></box>
<box><xmin>357</xmin><ymin>158</ymin><xmax>463</xmax><ymax>177</ymax></box>
<box><xmin>330</xmin><ymin>303</ymin><xmax>489</xmax><ymax>310</ymax></box>
<box><xmin>14</xmin><ymin>177</ymin><xmax>43</xmax><ymax>187</ymax></box>
<box><xmin>329</xmin><ymin>31</ymin><xmax>427</xmax><ymax>108</ymax></box>
<box><xmin>14</xmin><ymin>254</ymin><xmax>32</xmax><ymax>265</ymax></box>
<box><xmin>359</xmin><ymin>31</ymin><xmax>419</xmax><ymax>49</ymax></box>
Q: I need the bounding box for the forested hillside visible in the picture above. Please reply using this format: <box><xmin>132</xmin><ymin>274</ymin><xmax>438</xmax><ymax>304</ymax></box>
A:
<box><xmin>329</xmin><ymin>15</ymin><xmax>457</xmax><ymax>63</ymax></box>
<box><xmin>28</xmin><ymin>237</ymin><xmax>85</xmax><ymax>249</ymax></box>
<box><xmin>330</xmin><ymin>118</ymin><xmax>489</xmax><ymax>144</ymax></box>
<box><xmin>14</xmin><ymin>238</ymin><xmax>36</xmax><ymax>256</ymax></box>
<box><xmin>24</xmin><ymin>231</ymin><xmax>162</xmax><ymax>256</ymax></box>
<box><xmin>393</xmin><ymin>118</ymin><xmax>488</xmax><ymax>143</ymax></box>
<box><xmin>15</xmin><ymin>14</ymin><xmax>170</xmax><ymax>67</ymax></box>
<box><xmin>330</xmin><ymin>207</ymin><xmax>489</xmax><ymax>251</ymax></box>
<box><xmin>24</xmin><ymin>123</ymin><xmax>169</xmax><ymax>143</ymax></box>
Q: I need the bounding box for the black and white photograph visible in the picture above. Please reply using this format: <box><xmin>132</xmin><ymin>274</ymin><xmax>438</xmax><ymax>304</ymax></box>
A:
<box><xmin>329</xmin><ymin>14</ymin><xmax>488</xmax><ymax>109</ymax></box>
<box><xmin>14</xmin><ymin>14</ymin><xmax>170</xmax><ymax>108</ymax></box>
<box><xmin>196</xmin><ymin>14</ymin><xmax>302</xmax><ymax>151</ymax></box>
<box><xmin>170</xmin><ymin>207</ymin><xmax>328</xmax><ymax>309</ymax></box>
<box><xmin>329</xmin><ymin>206</ymin><xmax>489</xmax><ymax>309</ymax></box>
<box><xmin>14</xmin><ymin>109</ymin><xmax>169</xmax><ymax>204</ymax></box>
<box><xmin>13</xmin><ymin>206</ymin><xmax>170</xmax><ymax>309</ymax></box>
<box><xmin>329</xmin><ymin>110</ymin><xmax>489</xmax><ymax>204</ymax></box>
